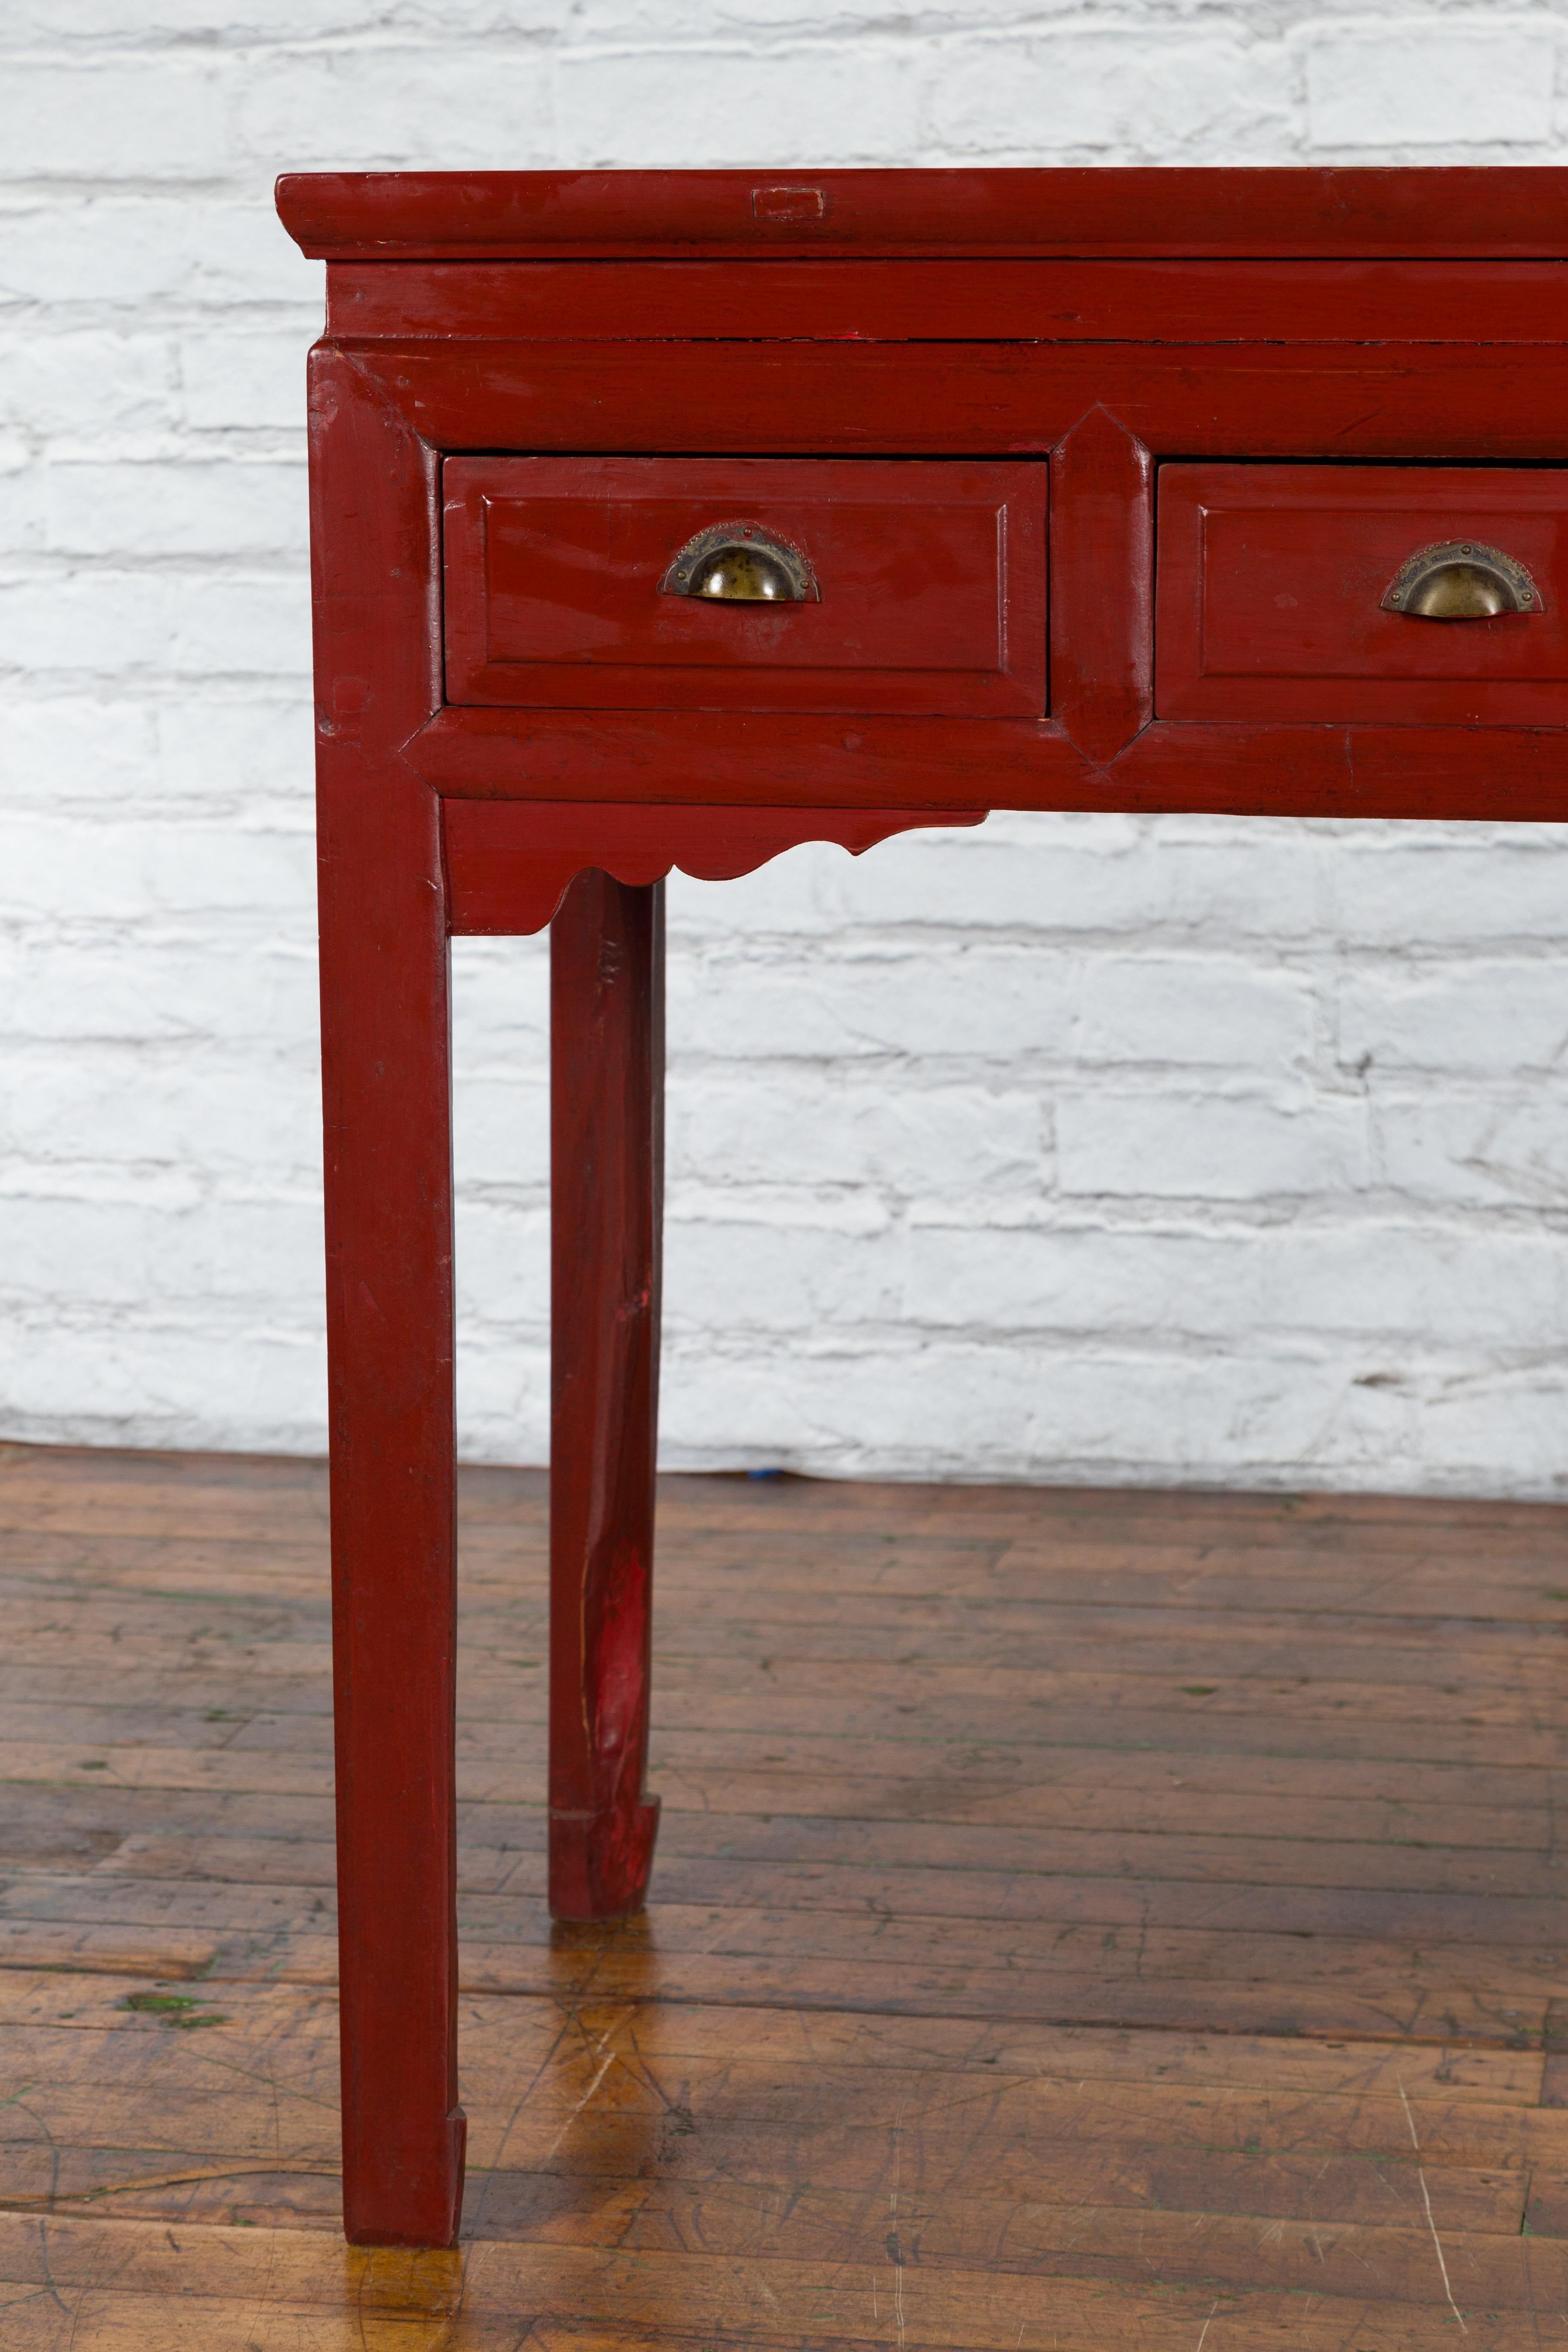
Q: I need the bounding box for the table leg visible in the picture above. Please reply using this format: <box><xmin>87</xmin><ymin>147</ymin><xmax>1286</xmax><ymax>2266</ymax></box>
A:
<box><xmin>321</xmin><ymin>787</ymin><xmax>465</xmax><ymax>2248</ymax></box>
<box><xmin>549</xmin><ymin>870</ymin><xmax>665</xmax><ymax>1920</ymax></box>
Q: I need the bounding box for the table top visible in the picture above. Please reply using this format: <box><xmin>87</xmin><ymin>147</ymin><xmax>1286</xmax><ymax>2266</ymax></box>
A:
<box><xmin>275</xmin><ymin>167</ymin><xmax>1568</xmax><ymax>264</ymax></box>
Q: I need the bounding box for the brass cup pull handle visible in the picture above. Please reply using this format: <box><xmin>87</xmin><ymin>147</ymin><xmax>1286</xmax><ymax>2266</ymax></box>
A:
<box><xmin>1382</xmin><ymin>539</ymin><xmax>1543</xmax><ymax>620</ymax></box>
<box><xmin>659</xmin><ymin>522</ymin><xmax>818</xmax><ymax>603</ymax></box>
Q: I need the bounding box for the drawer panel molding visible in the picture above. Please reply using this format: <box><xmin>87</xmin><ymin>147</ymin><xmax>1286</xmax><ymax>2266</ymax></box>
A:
<box><xmin>442</xmin><ymin>455</ymin><xmax>1047</xmax><ymax>718</ymax></box>
<box><xmin>1157</xmin><ymin>463</ymin><xmax>1568</xmax><ymax>725</ymax></box>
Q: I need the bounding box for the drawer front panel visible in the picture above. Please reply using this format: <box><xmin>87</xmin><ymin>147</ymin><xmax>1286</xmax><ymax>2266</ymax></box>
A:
<box><xmin>443</xmin><ymin>456</ymin><xmax>1046</xmax><ymax>717</ymax></box>
<box><xmin>1156</xmin><ymin>464</ymin><xmax>1568</xmax><ymax>723</ymax></box>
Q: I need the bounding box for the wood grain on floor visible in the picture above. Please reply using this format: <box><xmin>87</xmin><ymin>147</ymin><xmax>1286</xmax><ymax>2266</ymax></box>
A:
<box><xmin>0</xmin><ymin>1440</ymin><xmax>1564</xmax><ymax>2346</ymax></box>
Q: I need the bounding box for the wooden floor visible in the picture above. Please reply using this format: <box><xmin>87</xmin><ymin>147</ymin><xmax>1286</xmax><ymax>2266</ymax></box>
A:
<box><xmin>0</xmin><ymin>1447</ymin><xmax>1565</xmax><ymax>2347</ymax></box>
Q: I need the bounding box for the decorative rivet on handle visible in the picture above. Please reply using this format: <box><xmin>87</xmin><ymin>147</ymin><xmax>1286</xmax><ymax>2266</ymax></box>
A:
<box><xmin>659</xmin><ymin>522</ymin><xmax>819</xmax><ymax>603</ymax></box>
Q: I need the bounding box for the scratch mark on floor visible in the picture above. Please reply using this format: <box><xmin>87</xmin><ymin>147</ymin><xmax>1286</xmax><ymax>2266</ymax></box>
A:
<box><xmin>889</xmin><ymin>2091</ymin><xmax>907</xmax><ymax>2352</ymax></box>
<box><xmin>542</xmin><ymin>2044</ymin><xmax>619</xmax><ymax>2161</ymax></box>
<box><xmin>1399</xmin><ymin>2075</ymin><xmax>1467</xmax><ymax>2333</ymax></box>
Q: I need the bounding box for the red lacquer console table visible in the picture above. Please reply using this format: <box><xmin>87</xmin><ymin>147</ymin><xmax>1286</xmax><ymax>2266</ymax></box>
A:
<box><xmin>276</xmin><ymin>166</ymin><xmax>1568</xmax><ymax>2248</ymax></box>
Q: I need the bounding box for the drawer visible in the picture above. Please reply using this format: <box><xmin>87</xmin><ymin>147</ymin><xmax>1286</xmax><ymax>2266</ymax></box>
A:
<box><xmin>442</xmin><ymin>456</ymin><xmax>1047</xmax><ymax>718</ymax></box>
<box><xmin>1156</xmin><ymin>464</ymin><xmax>1568</xmax><ymax>724</ymax></box>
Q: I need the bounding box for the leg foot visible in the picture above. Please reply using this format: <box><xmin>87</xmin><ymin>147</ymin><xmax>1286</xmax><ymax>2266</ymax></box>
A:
<box><xmin>549</xmin><ymin>1796</ymin><xmax>662</xmax><ymax>1923</ymax></box>
<box><xmin>342</xmin><ymin>2112</ymin><xmax>467</xmax><ymax>2249</ymax></box>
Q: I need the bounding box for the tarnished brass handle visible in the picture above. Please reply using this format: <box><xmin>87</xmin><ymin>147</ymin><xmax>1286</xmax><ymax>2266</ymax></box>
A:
<box><xmin>1382</xmin><ymin>539</ymin><xmax>1542</xmax><ymax>620</ymax></box>
<box><xmin>659</xmin><ymin>522</ymin><xmax>818</xmax><ymax>603</ymax></box>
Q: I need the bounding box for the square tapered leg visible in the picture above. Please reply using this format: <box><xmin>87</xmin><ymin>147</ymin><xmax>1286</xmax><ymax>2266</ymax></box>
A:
<box><xmin>320</xmin><ymin>774</ymin><xmax>466</xmax><ymax>2249</ymax></box>
<box><xmin>548</xmin><ymin>870</ymin><xmax>665</xmax><ymax>1920</ymax></box>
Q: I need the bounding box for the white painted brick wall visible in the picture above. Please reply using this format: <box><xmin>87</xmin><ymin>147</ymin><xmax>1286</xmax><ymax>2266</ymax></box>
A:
<box><xmin>6</xmin><ymin>2</ymin><xmax>1568</xmax><ymax>1494</ymax></box>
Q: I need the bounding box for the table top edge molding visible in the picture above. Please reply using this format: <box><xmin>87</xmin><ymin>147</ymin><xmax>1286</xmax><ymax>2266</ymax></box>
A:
<box><xmin>276</xmin><ymin>167</ymin><xmax>1568</xmax><ymax>263</ymax></box>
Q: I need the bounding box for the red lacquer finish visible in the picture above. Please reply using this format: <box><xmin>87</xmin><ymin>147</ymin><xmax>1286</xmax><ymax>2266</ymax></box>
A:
<box><xmin>328</xmin><ymin>257</ymin><xmax>1568</xmax><ymax>348</ymax></box>
<box><xmin>339</xmin><ymin>336</ymin><xmax>1568</xmax><ymax>470</ymax></box>
<box><xmin>443</xmin><ymin>455</ymin><xmax>1047</xmax><ymax>717</ymax></box>
<box><xmin>442</xmin><ymin>800</ymin><xmax>984</xmax><ymax>935</ymax></box>
<box><xmin>278</xmin><ymin>166</ymin><xmax>1568</xmax><ymax>260</ymax></box>
<box><xmin>549</xmin><ymin>872</ymin><xmax>665</xmax><ymax>1921</ymax></box>
<box><xmin>1050</xmin><ymin>409</ymin><xmax>1153</xmax><ymax>767</ymax></box>
<box><xmin>308</xmin><ymin>346</ymin><xmax>464</xmax><ymax>2250</ymax></box>
<box><xmin>279</xmin><ymin>166</ymin><xmax>1568</xmax><ymax>2246</ymax></box>
<box><xmin>1157</xmin><ymin>462</ymin><xmax>1568</xmax><ymax>724</ymax></box>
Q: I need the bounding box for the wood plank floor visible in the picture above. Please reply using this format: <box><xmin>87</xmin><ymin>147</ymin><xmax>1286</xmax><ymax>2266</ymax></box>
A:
<box><xmin>0</xmin><ymin>1442</ymin><xmax>1565</xmax><ymax>2346</ymax></box>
